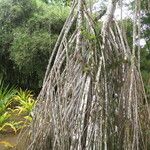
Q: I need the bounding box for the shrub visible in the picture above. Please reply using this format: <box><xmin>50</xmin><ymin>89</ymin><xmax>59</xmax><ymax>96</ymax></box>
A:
<box><xmin>0</xmin><ymin>0</ymin><xmax>70</xmax><ymax>91</ymax></box>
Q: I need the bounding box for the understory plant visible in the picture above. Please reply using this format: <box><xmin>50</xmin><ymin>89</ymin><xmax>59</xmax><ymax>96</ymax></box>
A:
<box><xmin>0</xmin><ymin>78</ymin><xmax>16</xmax><ymax>114</ymax></box>
<box><xmin>0</xmin><ymin>79</ymin><xmax>21</xmax><ymax>133</ymax></box>
<box><xmin>14</xmin><ymin>89</ymin><xmax>36</xmax><ymax>115</ymax></box>
<box><xmin>0</xmin><ymin>79</ymin><xmax>36</xmax><ymax>133</ymax></box>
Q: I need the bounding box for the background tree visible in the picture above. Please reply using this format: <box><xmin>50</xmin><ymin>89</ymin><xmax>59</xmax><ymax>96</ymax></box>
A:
<box><xmin>140</xmin><ymin>6</ymin><xmax>150</xmax><ymax>101</ymax></box>
<box><xmin>0</xmin><ymin>0</ymin><xmax>69</xmax><ymax>92</ymax></box>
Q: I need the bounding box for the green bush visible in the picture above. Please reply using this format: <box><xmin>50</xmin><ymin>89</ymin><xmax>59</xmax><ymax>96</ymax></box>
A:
<box><xmin>0</xmin><ymin>78</ymin><xmax>16</xmax><ymax>114</ymax></box>
<box><xmin>0</xmin><ymin>0</ymin><xmax>69</xmax><ymax>91</ymax></box>
<box><xmin>0</xmin><ymin>79</ymin><xmax>36</xmax><ymax>133</ymax></box>
<box><xmin>0</xmin><ymin>0</ymin><xmax>37</xmax><ymax>26</ymax></box>
<box><xmin>10</xmin><ymin>29</ymin><xmax>57</xmax><ymax>80</ymax></box>
<box><xmin>14</xmin><ymin>89</ymin><xmax>36</xmax><ymax>115</ymax></box>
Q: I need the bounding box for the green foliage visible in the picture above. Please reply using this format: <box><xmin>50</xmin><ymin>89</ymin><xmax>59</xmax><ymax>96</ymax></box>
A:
<box><xmin>0</xmin><ymin>79</ymin><xmax>16</xmax><ymax>114</ymax></box>
<box><xmin>47</xmin><ymin>0</ymin><xmax>71</xmax><ymax>6</ymax></box>
<box><xmin>10</xmin><ymin>29</ymin><xmax>57</xmax><ymax>79</ymax></box>
<box><xmin>0</xmin><ymin>0</ymin><xmax>69</xmax><ymax>91</ymax></box>
<box><xmin>14</xmin><ymin>89</ymin><xmax>36</xmax><ymax>114</ymax></box>
<box><xmin>0</xmin><ymin>119</ymin><xmax>23</xmax><ymax>133</ymax></box>
<box><xmin>0</xmin><ymin>79</ymin><xmax>36</xmax><ymax>133</ymax></box>
<box><xmin>142</xmin><ymin>13</ymin><xmax>150</xmax><ymax>43</ymax></box>
<box><xmin>0</xmin><ymin>80</ymin><xmax>17</xmax><ymax>133</ymax></box>
<box><xmin>0</xmin><ymin>140</ymin><xmax>14</xmax><ymax>149</ymax></box>
<box><xmin>141</xmin><ymin>1</ymin><xmax>150</xmax><ymax>12</ymax></box>
<box><xmin>141</xmin><ymin>9</ymin><xmax>150</xmax><ymax>101</ymax></box>
<box><xmin>0</xmin><ymin>0</ymin><xmax>37</xmax><ymax>26</ymax></box>
<box><xmin>0</xmin><ymin>112</ymin><xmax>11</xmax><ymax>126</ymax></box>
<box><xmin>141</xmin><ymin>49</ymin><xmax>150</xmax><ymax>101</ymax></box>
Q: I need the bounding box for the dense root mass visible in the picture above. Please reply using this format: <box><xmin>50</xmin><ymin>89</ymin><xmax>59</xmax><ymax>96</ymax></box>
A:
<box><xmin>19</xmin><ymin>0</ymin><xmax>150</xmax><ymax>149</ymax></box>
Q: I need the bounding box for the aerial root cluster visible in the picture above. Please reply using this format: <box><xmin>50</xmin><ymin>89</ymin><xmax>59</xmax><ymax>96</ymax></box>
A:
<box><xmin>18</xmin><ymin>0</ymin><xmax>150</xmax><ymax>150</ymax></box>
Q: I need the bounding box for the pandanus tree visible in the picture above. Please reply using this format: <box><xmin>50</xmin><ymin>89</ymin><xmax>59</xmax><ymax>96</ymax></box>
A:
<box><xmin>18</xmin><ymin>0</ymin><xmax>150</xmax><ymax>149</ymax></box>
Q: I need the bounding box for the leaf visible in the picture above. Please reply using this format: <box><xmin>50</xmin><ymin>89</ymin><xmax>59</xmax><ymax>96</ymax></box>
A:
<box><xmin>0</xmin><ymin>141</ymin><xmax>14</xmax><ymax>148</ymax></box>
<box><xmin>24</xmin><ymin>115</ymin><xmax>32</xmax><ymax>122</ymax></box>
<box><xmin>0</xmin><ymin>121</ymin><xmax>23</xmax><ymax>133</ymax></box>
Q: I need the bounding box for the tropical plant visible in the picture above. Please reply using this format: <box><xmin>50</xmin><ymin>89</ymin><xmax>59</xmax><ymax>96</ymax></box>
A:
<box><xmin>0</xmin><ymin>112</ymin><xmax>11</xmax><ymax>126</ymax></box>
<box><xmin>14</xmin><ymin>89</ymin><xmax>36</xmax><ymax>115</ymax></box>
<box><xmin>0</xmin><ymin>78</ymin><xmax>16</xmax><ymax>114</ymax></box>
<box><xmin>0</xmin><ymin>111</ymin><xmax>24</xmax><ymax>134</ymax></box>
<box><xmin>0</xmin><ymin>120</ymin><xmax>23</xmax><ymax>133</ymax></box>
<box><xmin>0</xmin><ymin>141</ymin><xmax>14</xmax><ymax>149</ymax></box>
<box><xmin>0</xmin><ymin>79</ymin><xmax>35</xmax><ymax>133</ymax></box>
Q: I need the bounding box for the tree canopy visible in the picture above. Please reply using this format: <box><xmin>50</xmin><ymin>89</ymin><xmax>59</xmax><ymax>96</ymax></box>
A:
<box><xmin>0</xmin><ymin>0</ymin><xmax>69</xmax><ymax>92</ymax></box>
